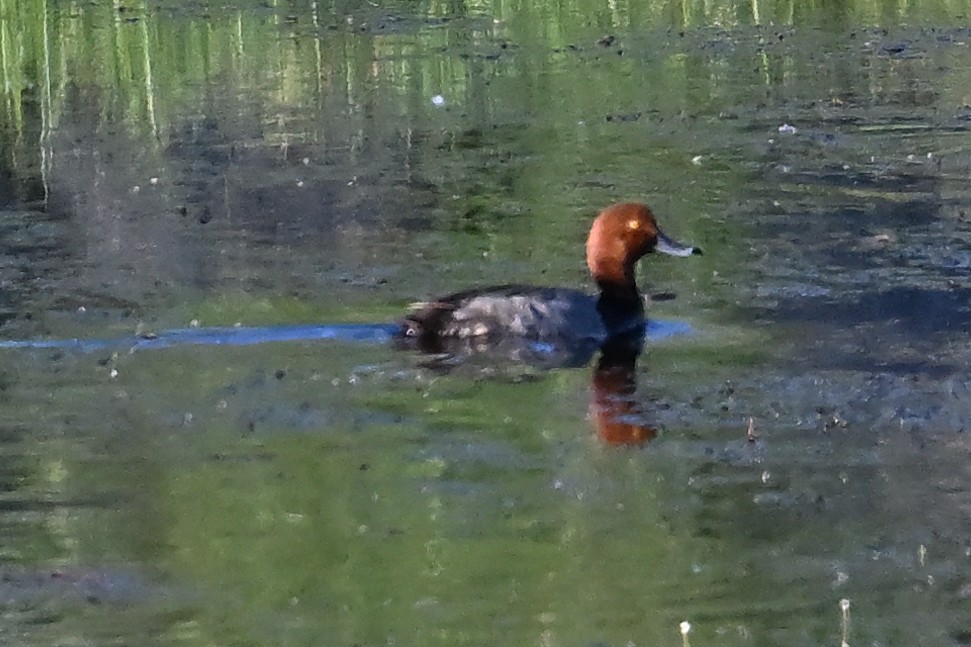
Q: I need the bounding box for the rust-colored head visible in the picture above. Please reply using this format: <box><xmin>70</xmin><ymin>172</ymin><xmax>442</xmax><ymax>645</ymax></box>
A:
<box><xmin>585</xmin><ymin>202</ymin><xmax>699</xmax><ymax>300</ymax></box>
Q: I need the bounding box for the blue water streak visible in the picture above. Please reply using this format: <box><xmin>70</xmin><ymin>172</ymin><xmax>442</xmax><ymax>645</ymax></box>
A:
<box><xmin>645</xmin><ymin>319</ymin><xmax>693</xmax><ymax>340</ymax></box>
<box><xmin>0</xmin><ymin>323</ymin><xmax>400</xmax><ymax>353</ymax></box>
<box><xmin>133</xmin><ymin>323</ymin><xmax>400</xmax><ymax>349</ymax></box>
<box><xmin>0</xmin><ymin>320</ymin><xmax>690</xmax><ymax>354</ymax></box>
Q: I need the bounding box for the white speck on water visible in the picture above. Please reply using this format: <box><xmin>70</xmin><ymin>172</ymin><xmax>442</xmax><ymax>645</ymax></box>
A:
<box><xmin>778</xmin><ymin>123</ymin><xmax>797</xmax><ymax>134</ymax></box>
<box><xmin>296</xmin><ymin>180</ymin><xmax>304</xmax><ymax>187</ymax></box>
<box><xmin>131</xmin><ymin>185</ymin><xmax>140</xmax><ymax>193</ymax></box>
<box><xmin>77</xmin><ymin>306</ymin><xmax>86</xmax><ymax>313</ymax></box>
<box><xmin>431</xmin><ymin>94</ymin><xmax>445</xmax><ymax>107</ymax></box>
<box><xmin>110</xmin><ymin>369</ymin><xmax>118</xmax><ymax>378</ymax></box>
<box><xmin>840</xmin><ymin>598</ymin><xmax>851</xmax><ymax>647</ymax></box>
<box><xmin>691</xmin><ymin>155</ymin><xmax>704</xmax><ymax>166</ymax></box>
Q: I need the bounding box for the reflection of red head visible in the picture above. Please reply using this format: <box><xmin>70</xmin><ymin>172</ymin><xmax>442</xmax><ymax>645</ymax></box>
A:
<box><xmin>589</xmin><ymin>341</ymin><xmax>656</xmax><ymax>445</ymax></box>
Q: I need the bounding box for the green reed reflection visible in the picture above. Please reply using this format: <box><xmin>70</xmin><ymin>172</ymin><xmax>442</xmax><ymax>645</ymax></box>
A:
<box><xmin>4</xmin><ymin>0</ymin><xmax>971</xmax><ymax>193</ymax></box>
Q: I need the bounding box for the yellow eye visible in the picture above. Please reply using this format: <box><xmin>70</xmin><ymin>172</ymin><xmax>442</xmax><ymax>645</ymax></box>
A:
<box><xmin>627</xmin><ymin>219</ymin><xmax>641</xmax><ymax>230</ymax></box>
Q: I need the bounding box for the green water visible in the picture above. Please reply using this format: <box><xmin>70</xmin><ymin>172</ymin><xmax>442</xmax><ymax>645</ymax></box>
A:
<box><xmin>2</xmin><ymin>0</ymin><xmax>971</xmax><ymax>645</ymax></box>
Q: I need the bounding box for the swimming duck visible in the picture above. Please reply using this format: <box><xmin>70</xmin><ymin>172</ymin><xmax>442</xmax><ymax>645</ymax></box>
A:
<box><xmin>400</xmin><ymin>202</ymin><xmax>701</xmax><ymax>344</ymax></box>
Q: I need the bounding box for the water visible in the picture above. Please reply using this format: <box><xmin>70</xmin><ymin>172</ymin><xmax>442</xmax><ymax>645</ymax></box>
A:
<box><xmin>1</xmin><ymin>0</ymin><xmax>971</xmax><ymax>645</ymax></box>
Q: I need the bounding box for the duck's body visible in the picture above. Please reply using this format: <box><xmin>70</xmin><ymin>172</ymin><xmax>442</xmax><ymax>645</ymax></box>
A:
<box><xmin>402</xmin><ymin>285</ymin><xmax>614</xmax><ymax>342</ymax></box>
<box><xmin>400</xmin><ymin>203</ymin><xmax>700</xmax><ymax>345</ymax></box>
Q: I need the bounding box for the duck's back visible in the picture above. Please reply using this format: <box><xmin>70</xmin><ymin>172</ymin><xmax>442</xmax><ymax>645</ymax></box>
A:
<box><xmin>401</xmin><ymin>285</ymin><xmax>610</xmax><ymax>342</ymax></box>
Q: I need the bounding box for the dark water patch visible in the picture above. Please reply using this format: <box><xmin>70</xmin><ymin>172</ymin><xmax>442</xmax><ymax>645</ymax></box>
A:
<box><xmin>766</xmin><ymin>285</ymin><xmax>971</xmax><ymax>335</ymax></box>
<box><xmin>0</xmin><ymin>566</ymin><xmax>153</xmax><ymax>608</ymax></box>
<box><xmin>338</xmin><ymin>8</ymin><xmax>493</xmax><ymax>37</ymax></box>
<box><xmin>236</xmin><ymin>403</ymin><xmax>335</xmax><ymax>435</ymax></box>
<box><xmin>667</xmin><ymin>370</ymin><xmax>971</xmax><ymax>438</ymax></box>
<box><xmin>773</xmin><ymin>166</ymin><xmax>941</xmax><ymax>195</ymax></box>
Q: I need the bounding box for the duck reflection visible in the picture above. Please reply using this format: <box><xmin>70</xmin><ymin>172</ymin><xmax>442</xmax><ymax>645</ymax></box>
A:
<box><xmin>589</xmin><ymin>333</ymin><xmax>656</xmax><ymax>445</ymax></box>
<box><xmin>397</xmin><ymin>324</ymin><xmax>665</xmax><ymax>446</ymax></box>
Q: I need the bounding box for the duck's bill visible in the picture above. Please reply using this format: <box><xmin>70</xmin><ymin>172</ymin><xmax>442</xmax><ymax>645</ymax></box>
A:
<box><xmin>656</xmin><ymin>231</ymin><xmax>702</xmax><ymax>257</ymax></box>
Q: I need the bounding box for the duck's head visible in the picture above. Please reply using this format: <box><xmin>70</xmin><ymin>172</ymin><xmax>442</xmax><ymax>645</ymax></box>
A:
<box><xmin>585</xmin><ymin>202</ymin><xmax>701</xmax><ymax>300</ymax></box>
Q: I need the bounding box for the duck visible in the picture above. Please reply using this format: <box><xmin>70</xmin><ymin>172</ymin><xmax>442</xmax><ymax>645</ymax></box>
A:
<box><xmin>399</xmin><ymin>202</ymin><xmax>701</xmax><ymax>346</ymax></box>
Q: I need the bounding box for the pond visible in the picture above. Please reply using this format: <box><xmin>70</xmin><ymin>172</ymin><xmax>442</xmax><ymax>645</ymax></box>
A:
<box><xmin>1</xmin><ymin>0</ymin><xmax>971</xmax><ymax>644</ymax></box>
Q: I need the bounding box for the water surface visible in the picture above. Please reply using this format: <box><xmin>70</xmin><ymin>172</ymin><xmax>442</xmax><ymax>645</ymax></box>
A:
<box><xmin>2</xmin><ymin>0</ymin><xmax>971</xmax><ymax>645</ymax></box>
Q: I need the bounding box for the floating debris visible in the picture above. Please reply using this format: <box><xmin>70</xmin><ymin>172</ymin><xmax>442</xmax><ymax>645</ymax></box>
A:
<box><xmin>840</xmin><ymin>598</ymin><xmax>851</xmax><ymax>647</ymax></box>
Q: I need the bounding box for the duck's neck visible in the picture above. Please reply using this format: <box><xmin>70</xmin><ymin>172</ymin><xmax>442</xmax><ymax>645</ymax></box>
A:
<box><xmin>597</xmin><ymin>280</ymin><xmax>640</xmax><ymax>304</ymax></box>
<box><xmin>593</xmin><ymin>260</ymin><xmax>642</xmax><ymax>304</ymax></box>
<box><xmin>595</xmin><ymin>263</ymin><xmax>645</xmax><ymax>333</ymax></box>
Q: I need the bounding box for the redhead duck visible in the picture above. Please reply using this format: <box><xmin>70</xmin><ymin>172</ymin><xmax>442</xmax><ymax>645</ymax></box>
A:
<box><xmin>400</xmin><ymin>202</ymin><xmax>701</xmax><ymax>345</ymax></box>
